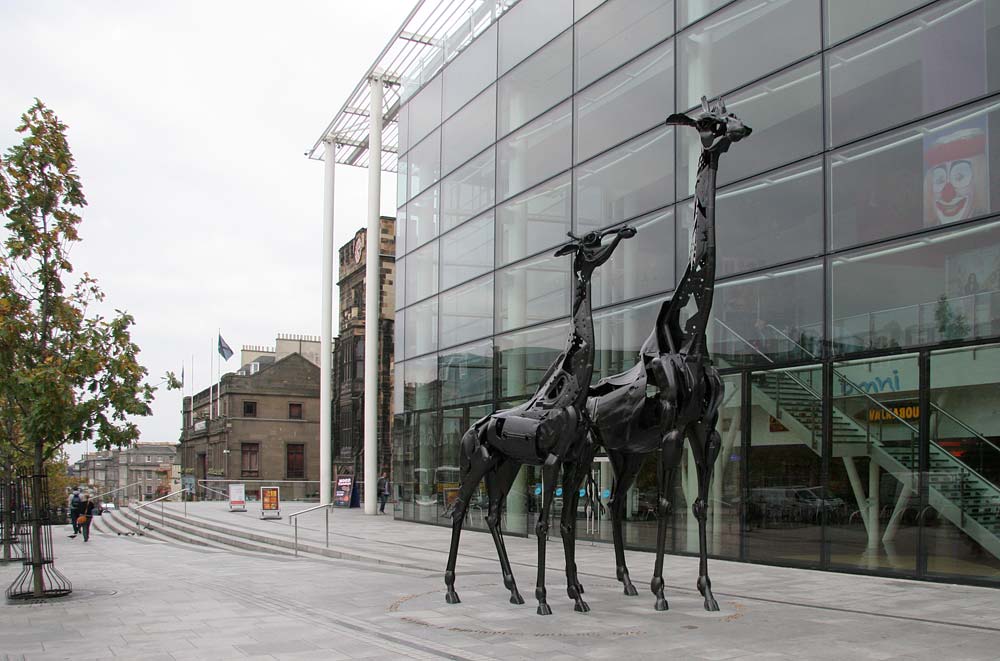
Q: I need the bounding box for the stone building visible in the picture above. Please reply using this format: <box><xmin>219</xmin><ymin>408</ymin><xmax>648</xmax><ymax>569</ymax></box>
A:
<box><xmin>332</xmin><ymin>216</ymin><xmax>396</xmax><ymax>489</ymax></box>
<box><xmin>105</xmin><ymin>442</ymin><xmax>178</xmax><ymax>502</ymax></box>
<box><xmin>179</xmin><ymin>341</ymin><xmax>321</xmax><ymax>500</ymax></box>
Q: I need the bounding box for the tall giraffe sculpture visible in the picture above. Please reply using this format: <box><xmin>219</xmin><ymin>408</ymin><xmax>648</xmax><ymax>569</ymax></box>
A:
<box><xmin>587</xmin><ymin>97</ymin><xmax>751</xmax><ymax>612</ymax></box>
<box><xmin>444</xmin><ymin>224</ymin><xmax>635</xmax><ymax>615</ymax></box>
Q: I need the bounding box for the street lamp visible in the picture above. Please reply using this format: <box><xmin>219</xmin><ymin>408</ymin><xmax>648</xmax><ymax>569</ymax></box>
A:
<box><xmin>222</xmin><ymin>449</ymin><xmax>231</xmax><ymax>502</ymax></box>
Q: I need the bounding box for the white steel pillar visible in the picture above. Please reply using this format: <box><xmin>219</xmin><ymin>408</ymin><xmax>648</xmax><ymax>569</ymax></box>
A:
<box><xmin>364</xmin><ymin>75</ymin><xmax>384</xmax><ymax>515</ymax></box>
<box><xmin>319</xmin><ymin>138</ymin><xmax>337</xmax><ymax>506</ymax></box>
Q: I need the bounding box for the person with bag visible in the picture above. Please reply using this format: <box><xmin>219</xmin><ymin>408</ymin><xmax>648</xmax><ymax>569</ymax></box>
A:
<box><xmin>77</xmin><ymin>493</ymin><xmax>97</xmax><ymax>542</ymax></box>
<box><xmin>68</xmin><ymin>488</ymin><xmax>82</xmax><ymax>538</ymax></box>
<box><xmin>377</xmin><ymin>472</ymin><xmax>390</xmax><ymax>515</ymax></box>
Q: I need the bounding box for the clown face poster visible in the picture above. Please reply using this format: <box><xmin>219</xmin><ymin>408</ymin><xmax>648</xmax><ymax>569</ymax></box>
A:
<box><xmin>923</xmin><ymin>115</ymin><xmax>990</xmax><ymax>227</ymax></box>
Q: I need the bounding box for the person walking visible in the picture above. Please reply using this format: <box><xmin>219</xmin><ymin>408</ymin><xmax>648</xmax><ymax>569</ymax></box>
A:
<box><xmin>377</xmin><ymin>472</ymin><xmax>390</xmax><ymax>515</ymax></box>
<box><xmin>78</xmin><ymin>493</ymin><xmax>97</xmax><ymax>542</ymax></box>
<box><xmin>68</xmin><ymin>488</ymin><xmax>82</xmax><ymax>538</ymax></box>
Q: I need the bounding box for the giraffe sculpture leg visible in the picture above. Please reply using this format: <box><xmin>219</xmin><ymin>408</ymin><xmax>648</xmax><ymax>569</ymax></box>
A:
<box><xmin>534</xmin><ymin>455</ymin><xmax>562</xmax><ymax>615</ymax></box>
<box><xmin>607</xmin><ymin>449</ymin><xmax>643</xmax><ymax>596</ymax></box>
<box><xmin>559</xmin><ymin>444</ymin><xmax>596</xmax><ymax>612</ymax></box>
<box><xmin>485</xmin><ymin>459</ymin><xmax>525</xmax><ymax>605</ymax></box>
<box><xmin>444</xmin><ymin>433</ymin><xmax>497</xmax><ymax>605</ymax></box>
<box><xmin>689</xmin><ymin>419</ymin><xmax>722</xmax><ymax>611</ymax></box>
<box><xmin>651</xmin><ymin>429</ymin><xmax>684</xmax><ymax>611</ymax></box>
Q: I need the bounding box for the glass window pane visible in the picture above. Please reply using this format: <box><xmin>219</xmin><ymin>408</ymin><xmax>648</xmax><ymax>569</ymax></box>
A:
<box><xmin>748</xmin><ymin>364</ymin><xmax>824</xmax><ymax>565</ymax></box>
<box><xmin>678</xmin><ymin>0</ymin><xmax>820</xmax><ymax>111</ymax></box>
<box><xmin>395</xmin><ymin>256</ymin><xmax>406</xmax><ymax>309</ymax></box>
<box><xmin>441</xmin><ymin>147</ymin><xmax>495</xmax><ymax>233</ymax></box>
<box><xmin>831</xmin><ymin>219</ymin><xmax>1000</xmax><ymax>355</ymax></box>
<box><xmin>398</xmin><ymin>103</ymin><xmax>409</xmax><ymax>156</ymax></box>
<box><xmin>498</xmin><ymin>30</ymin><xmax>572</xmax><ymax>137</ymax></box>
<box><xmin>576</xmin><ymin>0</ymin><xmax>607</xmax><ymax>21</ymax></box>
<box><xmin>677</xmin><ymin>58</ymin><xmax>822</xmax><ymax>197</ymax></box>
<box><xmin>396</xmin><ymin>206</ymin><xmax>407</xmax><ymax>259</ymax></box>
<box><xmin>830</xmin><ymin>354</ymin><xmax>919</xmax><ymax>573</ymax></box>
<box><xmin>397</xmin><ymin>154</ymin><xmax>408</xmax><ymax>209</ymax></box>
<box><xmin>441</xmin><ymin>211</ymin><xmax>494</xmax><ymax>290</ymax></box>
<box><xmin>443</xmin><ymin>24</ymin><xmax>497</xmax><ymax>118</ymax></box>
<box><xmin>496</xmin><ymin>172</ymin><xmax>571</xmax><ymax>267</ymax></box>
<box><xmin>575</xmin><ymin>40</ymin><xmax>674</xmax><ymax>164</ymax></box>
<box><xmin>440</xmin><ymin>275</ymin><xmax>495</xmax><ymax>349</ymax></box>
<box><xmin>404</xmin><ymin>297</ymin><xmax>439</xmax><ymax>358</ymax></box>
<box><xmin>678</xmin><ymin>0</ymin><xmax>733</xmax><ymax>27</ymax></box>
<box><xmin>495</xmin><ymin>253</ymin><xmax>571</xmax><ymax>332</ymax></box>
<box><xmin>592</xmin><ymin>295</ymin><xmax>664</xmax><ymax>381</ymax></box>
<box><xmin>403</xmin><ymin>354</ymin><xmax>439</xmax><ymax>411</ymax></box>
<box><xmin>711</xmin><ymin>260</ymin><xmax>824</xmax><ymax>368</ymax></box>
<box><xmin>575</xmin><ymin>126</ymin><xmax>675</xmax><ymax>232</ymax></box>
<box><xmin>575</xmin><ymin>0</ymin><xmax>674</xmax><ymax>91</ymax></box>
<box><xmin>409</xmin><ymin>75</ymin><xmax>442</xmax><ymax>148</ymax></box>
<box><xmin>829</xmin><ymin>98</ymin><xmax>1000</xmax><ymax>251</ymax></box>
<box><xmin>591</xmin><ymin>209</ymin><xmax>675</xmax><ymax>309</ymax></box>
<box><xmin>678</xmin><ymin>159</ymin><xmax>823</xmax><ymax>279</ymax></box>
<box><xmin>825</xmin><ymin>0</ymin><xmax>925</xmax><ymax>45</ymax></box>
<box><xmin>496</xmin><ymin>319</ymin><xmax>570</xmax><ymax>399</ymax></box>
<box><xmin>440</xmin><ymin>340</ymin><xmax>494</xmax><ymax>406</ymax></box>
<box><xmin>498</xmin><ymin>101</ymin><xmax>572</xmax><ymax>201</ymax></box>
<box><xmin>927</xmin><ymin>343</ymin><xmax>1000</xmax><ymax>583</ymax></box>
<box><xmin>393</xmin><ymin>358</ymin><xmax>404</xmax><ymax>415</ymax></box>
<box><xmin>408</xmin><ymin>129</ymin><xmax>441</xmax><ymax>200</ymax></box>
<box><xmin>442</xmin><ymin>86</ymin><xmax>497</xmax><ymax>176</ymax></box>
<box><xmin>406</xmin><ymin>239</ymin><xmax>439</xmax><ymax>304</ymax></box>
<box><xmin>827</xmin><ymin>0</ymin><xmax>1000</xmax><ymax>147</ymax></box>
<box><xmin>498</xmin><ymin>0</ymin><xmax>573</xmax><ymax>75</ymax></box>
<box><xmin>406</xmin><ymin>185</ymin><xmax>439</xmax><ymax>252</ymax></box>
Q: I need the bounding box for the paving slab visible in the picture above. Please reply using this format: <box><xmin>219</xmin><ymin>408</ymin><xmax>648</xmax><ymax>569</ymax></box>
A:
<box><xmin>1</xmin><ymin>503</ymin><xmax>999</xmax><ymax>659</ymax></box>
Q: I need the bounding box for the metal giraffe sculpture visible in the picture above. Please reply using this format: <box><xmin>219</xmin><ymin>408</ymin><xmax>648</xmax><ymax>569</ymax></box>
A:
<box><xmin>444</xmin><ymin>225</ymin><xmax>636</xmax><ymax>615</ymax></box>
<box><xmin>587</xmin><ymin>97</ymin><xmax>750</xmax><ymax>612</ymax></box>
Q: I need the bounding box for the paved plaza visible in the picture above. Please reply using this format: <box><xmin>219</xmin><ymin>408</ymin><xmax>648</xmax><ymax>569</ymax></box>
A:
<box><xmin>2</xmin><ymin>503</ymin><xmax>999</xmax><ymax>660</ymax></box>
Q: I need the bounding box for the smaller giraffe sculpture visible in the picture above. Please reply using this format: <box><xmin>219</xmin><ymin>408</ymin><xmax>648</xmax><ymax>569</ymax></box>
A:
<box><xmin>444</xmin><ymin>224</ymin><xmax>635</xmax><ymax>615</ymax></box>
<box><xmin>587</xmin><ymin>97</ymin><xmax>750</xmax><ymax>612</ymax></box>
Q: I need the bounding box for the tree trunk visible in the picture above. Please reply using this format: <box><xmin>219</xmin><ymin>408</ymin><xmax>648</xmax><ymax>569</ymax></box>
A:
<box><xmin>31</xmin><ymin>441</ymin><xmax>44</xmax><ymax>597</ymax></box>
<box><xmin>1</xmin><ymin>458</ymin><xmax>11</xmax><ymax>563</ymax></box>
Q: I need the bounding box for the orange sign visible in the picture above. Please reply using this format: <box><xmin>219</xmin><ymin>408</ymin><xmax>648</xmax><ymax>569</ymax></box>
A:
<box><xmin>260</xmin><ymin>486</ymin><xmax>280</xmax><ymax>519</ymax></box>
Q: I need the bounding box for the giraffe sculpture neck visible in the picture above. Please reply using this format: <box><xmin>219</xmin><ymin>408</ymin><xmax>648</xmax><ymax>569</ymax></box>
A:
<box><xmin>683</xmin><ymin>149</ymin><xmax>721</xmax><ymax>358</ymax></box>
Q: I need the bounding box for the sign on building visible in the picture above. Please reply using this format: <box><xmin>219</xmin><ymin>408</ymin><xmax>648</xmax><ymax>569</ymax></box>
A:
<box><xmin>260</xmin><ymin>486</ymin><xmax>281</xmax><ymax>519</ymax></box>
<box><xmin>334</xmin><ymin>476</ymin><xmax>353</xmax><ymax>508</ymax></box>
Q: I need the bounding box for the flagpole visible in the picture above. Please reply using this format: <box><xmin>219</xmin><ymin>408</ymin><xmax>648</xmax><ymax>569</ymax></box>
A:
<box><xmin>217</xmin><ymin>327</ymin><xmax>222</xmax><ymax>418</ymax></box>
<box><xmin>210</xmin><ymin>336</ymin><xmax>215</xmax><ymax>419</ymax></box>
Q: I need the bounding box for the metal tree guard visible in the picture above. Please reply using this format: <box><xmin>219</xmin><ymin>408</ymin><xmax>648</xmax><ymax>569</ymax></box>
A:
<box><xmin>1</xmin><ymin>477</ymin><xmax>24</xmax><ymax>563</ymax></box>
<box><xmin>5</xmin><ymin>473</ymin><xmax>72</xmax><ymax>600</ymax></box>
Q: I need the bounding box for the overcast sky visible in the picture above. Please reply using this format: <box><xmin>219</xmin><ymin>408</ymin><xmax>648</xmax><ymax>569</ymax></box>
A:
<box><xmin>0</xmin><ymin>1</ymin><xmax>413</xmax><ymax>460</ymax></box>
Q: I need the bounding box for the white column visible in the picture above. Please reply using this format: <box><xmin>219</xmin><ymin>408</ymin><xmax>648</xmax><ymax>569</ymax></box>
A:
<box><xmin>319</xmin><ymin>138</ymin><xmax>336</xmax><ymax>506</ymax></box>
<box><xmin>364</xmin><ymin>75</ymin><xmax>384</xmax><ymax>515</ymax></box>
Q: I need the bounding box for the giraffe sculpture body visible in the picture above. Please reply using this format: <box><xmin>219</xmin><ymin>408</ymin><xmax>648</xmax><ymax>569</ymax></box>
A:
<box><xmin>444</xmin><ymin>225</ymin><xmax>635</xmax><ymax>615</ymax></box>
<box><xmin>587</xmin><ymin>97</ymin><xmax>751</xmax><ymax>612</ymax></box>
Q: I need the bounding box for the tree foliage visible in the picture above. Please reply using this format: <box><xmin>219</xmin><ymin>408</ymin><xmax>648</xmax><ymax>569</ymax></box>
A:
<box><xmin>0</xmin><ymin>100</ymin><xmax>154</xmax><ymax>470</ymax></box>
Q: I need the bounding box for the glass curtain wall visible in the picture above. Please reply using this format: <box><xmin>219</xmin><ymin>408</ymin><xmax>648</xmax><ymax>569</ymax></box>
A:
<box><xmin>389</xmin><ymin>0</ymin><xmax>1000</xmax><ymax>584</ymax></box>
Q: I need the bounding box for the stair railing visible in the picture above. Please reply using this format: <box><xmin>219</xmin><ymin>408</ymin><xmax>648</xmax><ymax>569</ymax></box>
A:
<box><xmin>93</xmin><ymin>482</ymin><xmax>143</xmax><ymax>509</ymax></box>
<box><xmin>196</xmin><ymin>480</ymin><xmax>230</xmax><ymax>500</ymax></box>
<box><xmin>133</xmin><ymin>488</ymin><xmax>189</xmax><ymax>531</ymax></box>
<box><xmin>287</xmin><ymin>503</ymin><xmax>332</xmax><ymax>556</ymax></box>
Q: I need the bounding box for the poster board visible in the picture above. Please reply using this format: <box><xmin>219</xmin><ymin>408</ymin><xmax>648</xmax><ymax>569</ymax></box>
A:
<box><xmin>229</xmin><ymin>483</ymin><xmax>246</xmax><ymax>512</ymax></box>
<box><xmin>334</xmin><ymin>476</ymin><xmax>353</xmax><ymax>508</ymax></box>
<box><xmin>260</xmin><ymin>486</ymin><xmax>281</xmax><ymax>519</ymax></box>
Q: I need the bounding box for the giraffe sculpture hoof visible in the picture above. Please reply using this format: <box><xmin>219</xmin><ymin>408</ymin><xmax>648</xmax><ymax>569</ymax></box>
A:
<box><xmin>510</xmin><ymin>592</ymin><xmax>525</xmax><ymax>605</ymax></box>
<box><xmin>537</xmin><ymin>603</ymin><xmax>553</xmax><ymax>616</ymax></box>
<box><xmin>445</xmin><ymin>590</ymin><xmax>461</xmax><ymax>604</ymax></box>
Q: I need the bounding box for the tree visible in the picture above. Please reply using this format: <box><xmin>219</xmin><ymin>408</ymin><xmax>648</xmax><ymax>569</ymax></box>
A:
<box><xmin>0</xmin><ymin>100</ymin><xmax>154</xmax><ymax>596</ymax></box>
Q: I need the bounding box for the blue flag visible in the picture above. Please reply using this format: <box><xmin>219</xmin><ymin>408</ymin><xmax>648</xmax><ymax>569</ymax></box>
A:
<box><xmin>218</xmin><ymin>334</ymin><xmax>233</xmax><ymax>361</ymax></box>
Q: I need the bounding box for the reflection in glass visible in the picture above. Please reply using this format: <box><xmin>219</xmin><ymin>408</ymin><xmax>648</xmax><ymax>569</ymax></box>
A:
<box><xmin>440</xmin><ymin>340</ymin><xmax>493</xmax><ymax>406</ymax></box>
<box><xmin>408</xmin><ymin>129</ymin><xmax>441</xmax><ymax>200</ymax></box>
<box><xmin>395</xmin><ymin>254</ymin><xmax>406</xmax><ymax>309</ymax></box>
<box><xmin>824</xmin><ymin>0</ymin><xmax>925</xmax><ymax>46</ymax></box>
<box><xmin>678</xmin><ymin>0</ymin><xmax>820</xmax><ymax>110</ymax></box>
<box><xmin>441</xmin><ymin>147</ymin><xmax>495</xmax><ymax>233</ymax></box>
<box><xmin>495</xmin><ymin>253</ymin><xmax>570</xmax><ymax>333</ymax></box>
<box><xmin>831</xmin><ymin>220</ymin><xmax>1000</xmax><ymax>355</ymax></box>
<box><xmin>443</xmin><ymin>24</ymin><xmax>497</xmax><ymax>119</ymax></box>
<box><xmin>441</xmin><ymin>212</ymin><xmax>494</xmax><ymax>290</ymax></box>
<box><xmin>827</xmin><ymin>0</ymin><xmax>999</xmax><ymax>147</ymax></box>
<box><xmin>406</xmin><ymin>185</ymin><xmax>439</xmax><ymax>252</ymax></box>
<box><xmin>590</xmin><ymin>209</ymin><xmax>675</xmax><ymax>309</ymax></box>
<box><xmin>404</xmin><ymin>296</ymin><xmax>438</xmax><ymax>358</ymax></box>
<box><xmin>926</xmin><ymin>343</ymin><xmax>1000</xmax><ymax>582</ymax></box>
<box><xmin>498</xmin><ymin>31</ymin><xmax>572</xmax><ymax>137</ymax></box>
<box><xmin>442</xmin><ymin>86</ymin><xmax>496</xmax><ymax>176</ymax></box>
<box><xmin>405</xmin><ymin>238</ymin><xmax>439</xmax><ymax>305</ymax></box>
<box><xmin>496</xmin><ymin>319</ymin><xmax>570</xmax><ymax>399</ymax></box>
<box><xmin>707</xmin><ymin>261</ymin><xmax>824</xmax><ymax>368</ymax></box>
<box><xmin>592</xmin><ymin>295</ymin><xmax>662</xmax><ymax>382</ymax></box>
<box><xmin>397</xmin><ymin>155</ymin><xmax>408</xmax><ymax>210</ymax></box>
<box><xmin>394</xmin><ymin>309</ymin><xmax>404</xmax><ymax>368</ymax></box>
<box><xmin>574</xmin><ymin>0</ymin><xmax>674</xmax><ymax>91</ymax></box>
<box><xmin>498</xmin><ymin>101</ymin><xmax>572</xmax><ymax>201</ymax></box>
<box><xmin>829</xmin><ymin>98</ymin><xmax>1000</xmax><ymax>251</ymax></box>
<box><xmin>574</xmin><ymin>40</ymin><xmax>674</xmax><ymax>164</ymax></box>
<box><xmin>403</xmin><ymin>354</ymin><xmax>439</xmax><ymax>411</ymax></box>
<box><xmin>440</xmin><ymin>275</ymin><xmax>494</xmax><ymax>349</ymax></box>
<box><xmin>408</xmin><ymin>74</ymin><xmax>442</xmax><ymax>149</ymax></box>
<box><xmin>496</xmin><ymin>173</ymin><xmax>571</xmax><ymax>267</ymax></box>
<box><xmin>677</xmin><ymin>58</ymin><xmax>822</xmax><ymax>197</ymax></box>
<box><xmin>498</xmin><ymin>0</ymin><xmax>573</xmax><ymax>75</ymax></box>
<box><xmin>677</xmin><ymin>0</ymin><xmax>732</xmax><ymax>27</ymax></box>
<box><xmin>575</xmin><ymin>127</ymin><xmax>675</xmax><ymax>233</ymax></box>
<box><xmin>830</xmin><ymin>354</ymin><xmax>919</xmax><ymax>572</ymax></box>
<box><xmin>398</xmin><ymin>103</ymin><xmax>409</xmax><ymax>157</ymax></box>
<box><xmin>748</xmin><ymin>364</ymin><xmax>824</xmax><ymax>565</ymax></box>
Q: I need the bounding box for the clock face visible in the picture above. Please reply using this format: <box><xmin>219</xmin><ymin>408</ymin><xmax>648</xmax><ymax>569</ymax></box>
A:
<box><xmin>354</xmin><ymin>235</ymin><xmax>365</xmax><ymax>263</ymax></box>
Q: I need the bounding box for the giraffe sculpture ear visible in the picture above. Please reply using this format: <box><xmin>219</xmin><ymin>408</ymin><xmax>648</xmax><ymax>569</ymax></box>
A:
<box><xmin>554</xmin><ymin>243</ymin><xmax>577</xmax><ymax>257</ymax></box>
<box><xmin>666</xmin><ymin>113</ymin><xmax>697</xmax><ymax>128</ymax></box>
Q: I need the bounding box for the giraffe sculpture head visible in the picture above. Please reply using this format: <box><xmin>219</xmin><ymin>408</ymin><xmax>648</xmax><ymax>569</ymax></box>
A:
<box><xmin>554</xmin><ymin>225</ymin><xmax>637</xmax><ymax>282</ymax></box>
<box><xmin>666</xmin><ymin>96</ymin><xmax>752</xmax><ymax>154</ymax></box>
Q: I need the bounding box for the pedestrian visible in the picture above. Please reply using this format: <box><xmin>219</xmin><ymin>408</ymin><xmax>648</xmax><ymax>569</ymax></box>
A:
<box><xmin>78</xmin><ymin>493</ymin><xmax>97</xmax><ymax>542</ymax></box>
<box><xmin>68</xmin><ymin>488</ymin><xmax>82</xmax><ymax>538</ymax></box>
<box><xmin>377</xmin><ymin>472</ymin><xmax>390</xmax><ymax>515</ymax></box>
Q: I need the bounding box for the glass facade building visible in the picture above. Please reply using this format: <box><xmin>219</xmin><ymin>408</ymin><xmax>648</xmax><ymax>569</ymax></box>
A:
<box><xmin>392</xmin><ymin>0</ymin><xmax>1000</xmax><ymax>586</ymax></box>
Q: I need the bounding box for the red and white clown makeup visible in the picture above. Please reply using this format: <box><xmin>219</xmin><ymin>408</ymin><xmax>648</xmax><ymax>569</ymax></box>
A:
<box><xmin>923</xmin><ymin>127</ymin><xmax>989</xmax><ymax>226</ymax></box>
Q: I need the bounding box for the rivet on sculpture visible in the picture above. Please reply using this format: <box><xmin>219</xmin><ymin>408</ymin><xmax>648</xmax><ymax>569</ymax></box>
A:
<box><xmin>588</xmin><ymin>96</ymin><xmax>751</xmax><ymax>612</ymax></box>
<box><xmin>444</xmin><ymin>225</ymin><xmax>636</xmax><ymax>615</ymax></box>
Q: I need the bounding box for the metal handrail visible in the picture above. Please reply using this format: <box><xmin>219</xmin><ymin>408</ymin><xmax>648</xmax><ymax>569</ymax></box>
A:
<box><xmin>196</xmin><ymin>480</ymin><xmax>230</xmax><ymax>500</ymax></box>
<box><xmin>288</xmin><ymin>503</ymin><xmax>332</xmax><ymax>556</ymax></box>
<box><xmin>93</xmin><ymin>482</ymin><xmax>142</xmax><ymax>501</ymax></box>
<box><xmin>133</xmin><ymin>488</ymin><xmax>189</xmax><ymax>531</ymax></box>
<box><xmin>931</xmin><ymin>403</ymin><xmax>1000</xmax><ymax>458</ymax></box>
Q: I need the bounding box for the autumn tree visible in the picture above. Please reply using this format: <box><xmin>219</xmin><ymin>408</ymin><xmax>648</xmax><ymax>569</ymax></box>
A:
<box><xmin>0</xmin><ymin>100</ymin><xmax>154</xmax><ymax>597</ymax></box>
